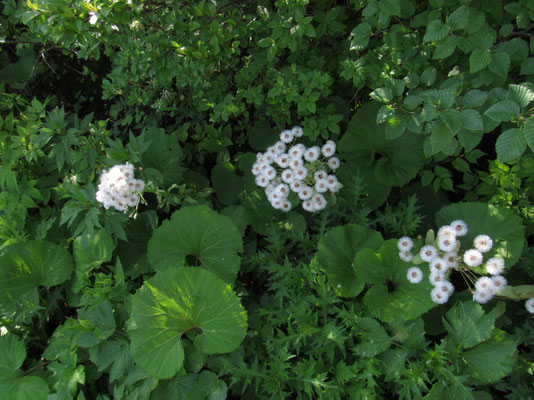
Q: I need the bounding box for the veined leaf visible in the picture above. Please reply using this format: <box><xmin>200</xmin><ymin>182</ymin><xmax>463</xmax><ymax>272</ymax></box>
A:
<box><xmin>448</xmin><ymin>6</ymin><xmax>469</xmax><ymax>30</ymax></box>
<box><xmin>461</xmin><ymin>109</ymin><xmax>483</xmax><ymax>131</ymax></box>
<box><xmin>443</xmin><ymin>301</ymin><xmax>495</xmax><ymax>348</ymax></box>
<box><xmin>488</xmin><ymin>52</ymin><xmax>510</xmax><ymax>78</ymax></box>
<box><xmin>462</xmin><ymin>89</ymin><xmax>487</xmax><ymax>108</ymax></box>
<box><xmin>469</xmin><ymin>49</ymin><xmax>492</xmax><ymax>74</ymax></box>
<box><xmin>431</xmin><ymin>123</ymin><xmax>455</xmax><ymax>154</ymax></box>
<box><xmin>484</xmin><ymin>100</ymin><xmax>520</xmax><ymax>122</ymax></box>
<box><xmin>507</xmin><ymin>84</ymin><xmax>534</xmax><ymax>107</ymax></box>
<box><xmin>423</xmin><ymin>20</ymin><xmax>450</xmax><ymax>42</ymax></box>
<box><xmin>129</xmin><ymin>267</ymin><xmax>248</xmax><ymax>379</ymax></box>
<box><xmin>353</xmin><ymin>317</ymin><xmax>391</xmax><ymax>357</ymax></box>
<box><xmin>496</xmin><ymin>128</ymin><xmax>526</xmax><ymax>162</ymax></box>
<box><xmin>522</xmin><ymin>117</ymin><xmax>534</xmax><ymax>153</ymax></box>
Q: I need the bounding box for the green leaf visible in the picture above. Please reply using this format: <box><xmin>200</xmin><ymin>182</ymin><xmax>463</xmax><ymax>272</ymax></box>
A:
<box><xmin>0</xmin><ymin>335</ymin><xmax>26</xmax><ymax>371</ymax></box>
<box><xmin>257</xmin><ymin>37</ymin><xmax>272</xmax><ymax>48</ymax></box>
<box><xmin>10</xmin><ymin>376</ymin><xmax>49</xmax><ymax>400</ymax></box>
<box><xmin>462</xmin><ymin>333</ymin><xmax>517</xmax><ymax>383</ymax></box>
<box><xmin>148</xmin><ymin>205</ymin><xmax>243</xmax><ymax>284</ymax></box>
<box><xmin>384</xmin><ymin>117</ymin><xmax>406</xmax><ymax>139</ymax></box>
<box><xmin>522</xmin><ymin>117</ymin><xmax>534</xmax><ymax>152</ymax></box>
<box><xmin>488</xmin><ymin>52</ymin><xmax>510</xmax><ymax>78</ymax></box>
<box><xmin>316</xmin><ymin>224</ymin><xmax>384</xmax><ymax>297</ymax></box>
<box><xmin>431</xmin><ymin>123</ymin><xmax>455</xmax><ymax>154</ymax></box>
<box><xmin>90</xmin><ymin>340</ymin><xmax>133</xmax><ymax>383</ymax></box>
<box><xmin>353</xmin><ymin>317</ymin><xmax>391</xmax><ymax>357</ymax></box>
<box><xmin>0</xmin><ymin>241</ymin><xmax>73</xmax><ymax>302</ymax></box>
<box><xmin>461</xmin><ymin>109</ymin><xmax>483</xmax><ymax>131</ymax></box>
<box><xmin>422</xmin><ymin>89</ymin><xmax>455</xmax><ymax>108</ymax></box>
<box><xmin>129</xmin><ymin>267</ymin><xmax>248</xmax><ymax>379</ymax></box>
<box><xmin>520</xmin><ymin>57</ymin><xmax>534</xmax><ymax>75</ymax></box>
<box><xmin>211</xmin><ymin>162</ymin><xmax>243</xmax><ymax>206</ymax></box>
<box><xmin>420</xmin><ymin>67</ymin><xmax>437</xmax><ymax>86</ymax></box>
<box><xmin>73</xmin><ymin>230</ymin><xmax>114</xmax><ymax>270</ymax></box>
<box><xmin>433</xmin><ymin>36</ymin><xmax>458</xmax><ymax>59</ymax></box>
<box><xmin>377</xmin><ymin>105</ymin><xmax>395</xmax><ymax>124</ymax></box>
<box><xmin>462</xmin><ymin>90</ymin><xmax>487</xmax><ymax>108</ymax></box>
<box><xmin>141</xmin><ymin>128</ymin><xmax>184</xmax><ymax>186</ymax></box>
<box><xmin>469</xmin><ymin>49</ymin><xmax>492</xmax><ymax>74</ymax></box>
<box><xmin>436</xmin><ymin>203</ymin><xmax>525</xmax><ymax>268</ymax></box>
<box><xmin>484</xmin><ymin>100</ymin><xmax>520</xmax><ymax>122</ymax></box>
<box><xmin>350</xmin><ymin>22</ymin><xmax>371</xmax><ymax>51</ymax></box>
<box><xmin>423</xmin><ymin>20</ymin><xmax>450</xmax><ymax>42</ymax></box>
<box><xmin>151</xmin><ymin>371</ymin><xmax>221</xmax><ymax>399</ymax></box>
<box><xmin>496</xmin><ymin>128</ymin><xmax>526</xmax><ymax>162</ymax></box>
<box><xmin>354</xmin><ymin>241</ymin><xmax>436</xmax><ymax>323</ymax></box>
<box><xmin>370</xmin><ymin>87</ymin><xmax>393</xmax><ymax>103</ymax></box>
<box><xmin>507</xmin><ymin>84</ymin><xmax>534</xmax><ymax>107</ymax></box>
<box><xmin>443</xmin><ymin>301</ymin><xmax>495</xmax><ymax>348</ymax></box>
<box><xmin>441</xmin><ymin>109</ymin><xmax>462</xmax><ymax>133</ymax></box>
<box><xmin>448</xmin><ymin>6</ymin><xmax>469</xmax><ymax>30</ymax></box>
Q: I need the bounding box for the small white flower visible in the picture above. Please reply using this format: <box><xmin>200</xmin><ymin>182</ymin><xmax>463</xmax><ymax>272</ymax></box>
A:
<box><xmin>255</xmin><ymin>175</ymin><xmax>270</xmax><ymax>187</ymax></box>
<box><xmin>311</xmin><ymin>193</ymin><xmax>327</xmax><ymax>211</ymax></box>
<box><xmin>280</xmin><ymin>129</ymin><xmax>294</xmax><ymax>143</ymax></box>
<box><xmin>429</xmin><ymin>271</ymin><xmax>445</xmax><ymax>286</ymax></box>
<box><xmin>293</xmin><ymin>166</ymin><xmax>308</xmax><ymax>180</ymax></box>
<box><xmin>321</xmin><ymin>140</ymin><xmax>336</xmax><ymax>157</ymax></box>
<box><xmin>436</xmin><ymin>281</ymin><xmax>455</xmax><ymax>296</ymax></box>
<box><xmin>473</xmin><ymin>290</ymin><xmax>493</xmax><ymax>304</ymax></box>
<box><xmin>89</xmin><ymin>11</ymin><xmax>98</xmax><ymax>25</ymax></box>
<box><xmin>473</xmin><ymin>234</ymin><xmax>493</xmax><ymax>253</ymax></box>
<box><xmin>438</xmin><ymin>236</ymin><xmax>456</xmax><ymax>252</ymax></box>
<box><xmin>273</xmin><ymin>141</ymin><xmax>286</xmax><ymax>154</ymax></box>
<box><xmin>407</xmin><ymin>267</ymin><xmax>423</xmax><ymax>283</ymax></box>
<box><xmin>280</xmin><ymin>201</ymin><xmax>292</xmax><ymax>212</ymax></box>
<box><xmin>397</xmin><ymin>236</ymin><xmax>413</xmax><ymax>252</ymax></box>
<box><xmin>291</xmin><ymin>126</ymin><xmax>304</xmax><ymax>137</ymax></box>
<box><xmin>314</xmin><ymin>170</ymin><xmax>327</xmax><ymax>181</ymax></box>
<box><xmin>475</xmin><ymin>277</ymin><xmax>495</xmax><ymax>294</ymax></box>
<box><xmin>430</xmin><ymin>257</ymin><xmax>449</xmax><ymax>274</ymax></box>
<box><xmin>485</xmin><ymin>257</ymin><xmax>505</xmax><ymax>275</ymax></box>
<box><xmin>304</xmin><ymin>146</ymin><xmax>320</xmax><ymax>162</ymax></box>
<box><xmin>444</xmin><ymin>252</ymin><xmax>459</xmax><ymax>269</ymax></box>
<box><xmin>302</xmin><ymin>200</ymin><xmax>314</xmax><ymax>212</ymax></box>
<box><xmin>399</xmin><ymin>251</ymin><xmax>413</xmax><ymax>262</ymax></box>
<box><xmin>288</xmin><ymin>145</ymin><xmax>305</xmax><ymax>159</ymax></box>
<box><xmin>264</xmin><ymin>166</ymin><xmax>276</xmax><ymax>180</ymax></box>
<box><xmin>437</xmin><ymin>225</ymin><xmax>456</xmax><ymax>239</ymax></box>
<box><xmin>276</xmin><ymin>154</ymin><xmax>290</xmax><ymax>168</ymax></box>
<box><xmin>431</xmin><ymin>287</ymin><xmax>449</xmax><ymax>304</ymax></box>
<box><xmin>325</xmin><ymin>175</ymin><xmax>339</xmax><ymax>192</ymax></box>
<box><xmin>298</xmin><ymin>185</ymin><xmax>313</xmax><ymax>200</ymax></box>
<box><xmin>290</xmin><ymin>180</ymin><xmax>303</xmax><ymax>193</ymax></box>
<box><xmin>450</xmin><ymin>219</ymin><xmax>468</xmax><ymax>236</ymax></box>
<box><xmin>463</xmin><ymin>249</ymin><xmax>483</xmax><ymax>267</ymax></box>
<box><xmin>275</xmin><ymin>183</ymin><xmax>290</xmax><ymax>197</ymax></box>
<box><xmin>289</xmin><ymin>156</ymin><xmax>304</xmax><ymax>170</ymax></box>
<box><xmin>420</xmin><ymin>245</ymin><xmax>438</xmax><ymax>262</ymax></box>
<box><xmin>328</xmin><ymin>156</ymin><xmax>340</xmax><ymax>170</ymax></box>
<box><xmin>281</xmin><ymin>169</ymin><xmax>295</xmax><ymax>184</ymax></box>
<box><xmin>525</xmin><ymin>298</ymin><xmax>534</xmax><ymax>314</ymax></box>
<box><xmin>491</xmin><ymin>275</ymin><xmax>507</xmax><ymax>293</ymax></box>
<box><xmin>315</xmin><ymin>179</ymin><xmax>329</xmax><ymax>193</ymax></box>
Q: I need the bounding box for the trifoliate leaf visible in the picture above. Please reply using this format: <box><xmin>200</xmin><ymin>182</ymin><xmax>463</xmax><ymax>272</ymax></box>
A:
<box><xmin>461</xmin><ymin>332</ymin><xmax>517</xmax><ymax>383</ymax></box>
<box><xmin>148</xmin><ymin>205</ymin><xmax>243</xmax><ymax>284</ymax></box>
<box><xmin>436</xmin><ymin>202</ymin><xmax>525</xmax><ymax>268</ymax></box>
<box><xmin>316</xmin><ymin>224</ymin><xmax>383</xmax><ymax>297</ymax></box>
<box><xmin>484</xmin><ymin>100</ymin><xmax>520</xmax><ymax>122</ymax></box>
<box><xmin>469</xmin><ymin>49</ymin><xmax>492</xmax><ymax>74</ymax></box>
<box><xmin>423</xmin><ymin>20</ymin><xmax>450</xmax><ymax>42</ymax></box>
<box><xmin>353</xmin><ymin>317</ymin><xmax>391</xmax><ymax>357</ymax></box>
<box><xmin>443</xmin><ymin>301</ymin><xmax>495</xmax><ymax>349</ymax></box>
<box><xmin>129</xmin><ymin>267</ymin><xmax>247</xmax><ymax>379</ymax></box>
<box><xmin>496</xmin><ymin>128</ymin><xmax>526</xmax><ymax>162</ymax></box>
<box><xmin>0</xmin><ymin>241</ymin><xmax>73</xmax><ymax>303</ymax></box>
<box><xmin>354</xmin><ymin>240</ymin><xmax>436</xmax><ymax>324</ymax></box>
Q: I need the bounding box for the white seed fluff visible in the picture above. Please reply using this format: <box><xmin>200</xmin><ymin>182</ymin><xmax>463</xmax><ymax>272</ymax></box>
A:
<box><xmin>463</xmin><ymin>249</ymin><xmax>483</xmax><ymax>267</ymax></box>
<box><xmin>473</xmin><ymin>234</ymin><xmax>493</xmax><ymax>253</ymax></box>
<box><xmin>420</xmin><ymin>245</ymin><xmax>438</xmax><ymax>262</ymax></box>
<box><xmin>485</xmin><ymin>257</ymin><xmax>505</xmax><ymax>275</ymax></box>
<box><xmin>450</xmin><ymin>219</ymin><xmax>468</xmax><ymax>236</ymax></box>
<box><xmin>397</xmin><ymin>236</ymin><xmax>414</xmax><ymax>252</ymax></box>
<box><xmin>407</xmin><ymin>267</ymin><xmax>423</xmax><ymax>283</ymax></box>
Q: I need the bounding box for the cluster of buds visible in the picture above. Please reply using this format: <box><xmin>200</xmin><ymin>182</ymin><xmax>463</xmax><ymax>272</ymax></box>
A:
<box><xmin>251</xmin><ymin>126</ymin><xmax>342</xmax><ymax>212</ymax></box>
<box><xmin>95</xmin><ymin>162</ymin><xmax>145</xmax><ymax>212</ymax></box>
<box><xmin>399</xmin><ymin>219</ymin><xmax>508</xmax><ymax>306</ymax></box>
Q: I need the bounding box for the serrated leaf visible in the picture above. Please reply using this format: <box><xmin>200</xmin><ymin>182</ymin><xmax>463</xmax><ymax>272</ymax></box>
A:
<box><xmin>129</xmin><ymin>267</ymin><xmax>247</xmax><ymax>379</ymax></box>
<box><xmin>350</xmin><ymin>22</ymin><xmax>371</xmax><ymax>51</ymax></box>
<box><xmin>520</xmin><ymin>57</ymin><xmax>534</xmax><ymax>75</ymax></box>
<box><xmin>436</xmin><ymin>202</ymin><xmax>525</xmax><ymax>268</ymax></box>
<box><xmin>448</xmin><ymin>6</ymin><xmax>469</xmax><ymax>30</ymax></box>
<box><xmin>462</xmin><ymin>333</ymin><xmax>517</xmax><ymax>383</ymax></box>
<box><xmin>423</xmin><ymin>20</ymin><xmax>450</xmax><ymax>42</ymax></box>
<box><xmin>148</xmin><ymin>205</ymin><xmax>243</xmax><ymax>284</ymax></box>
<box><xmin>469</xmin><ymin>49</ymin><xmax>492</xmax><ymax>74</ymax></box>
<box><xmin>431</xmin><ymin>123</ymin><xmax>455</xmax><ymax>154</ymax></box>
<box><xmin>484</xmin><ymin>100</ymin><xmax>520</xmax><ymax>122</ymax></box>
<box><xmin>316</xmin><ymin>224</ymin><xmax>383</xmax><ymax>297</ymax></box>
<box><xmin>354</xmin><ymin>241</ymin><xmax>436</xmax><ymax>323</ymax></box>
<box><xmin>420</xmin><ymin>67</ymin><xmax>437</xmax><ymax>86</ymax></box>
<box><xmin>488</xmin><ymin>52</ymin><xmax>510</xmax><ymax>78</ymax></box>
<box><xmin>433</xmin><ymin>36</ymin><xmax>458</xmax><ymax>59</ymax></box>
<box><xmin>496</xmin><ymin>128</ymin><xmax>526</xmax><ymax>162</ymax></box>
<box><xmin>461</xmin><ymin>109</ymin><xmax>483</xmax><ymax>131</ymax></box>
<box><xmin>11</xmin><ymin>376</ymin><xmax>49</xmax><ymax>400</ymax></box>
<box><xmin>73</xmin><ymin>230</ymin><xmax>114</xmax><ymax>269</ymax></box>
<box><xmin>522</xmin><ymin>117</ymin><xmax>534</xmax><ymax>152</ymax></box>
<box><xmin>443</xmin><ymin>301</ymin><xmax>495</xmax><ymax>348</ymax></box>
<box><xmin>507</xmin><ymin>84</ymin><xmax>534</xmax><ymax>107</ymax></box>
<box><xmin>370</xmin><ymin>87</ymin><xmax>393</xmax><ymax>103</ymax></box>
<box><xmin>377</xmin><ymin>105</ymin><xmax>395</xmax><ymax>124</ymax></box>
<box><xmin>0</xmin><ymin>335</ymin><xmax>26</xmax><ymax>371</ymax></box>
<box><xmin>463</xmin><ymin>89</ymin><xmax>487</xmax><ymax>108</ymax></box>
<box><xmin>353</xmin><ymin>317</ymin><xmax>391</xmax><ymax>357</ymax></box>
<box><xmin>385</xmin><ymin>117</ymin><xmax>406</xmax><ymax>139</ymax></box>
<box><xmin>441</xmin><ymin>109</ymin><xmax>462</xmax><ymax>133</ymax></box>
<box><xmin>422</xmin><ymin>89</ymin><xmax>455</xmax><ymax>108</ymax></box>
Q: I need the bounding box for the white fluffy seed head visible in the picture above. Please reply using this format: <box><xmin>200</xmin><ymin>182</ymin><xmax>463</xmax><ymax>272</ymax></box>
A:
<box><xmin>328</xmin><ymin>156</ymin><xmax>340</xmax><ymax>170</ymax></box>
<box><xmin>399</xmin><ymin>251</ymin><xmax>413</xmax><ymax>262</ymax></box>
<box><xmin>280</xmin><ymin>129</ymin><xmax>293</xmax><ymax>143</ymax></box>
<box><xmin>302</xmin><ymin>200</ymin><xmax>314</xmax><ymax>212</ymax></box>
<box><xmin>420</xmin><ymin>245</ymin><xmax>438</xmax><ymax>262</ymax></box>
<box><xmin>438</xmin><ymin>236</ymin><xmax>457</xmax><ymax>252</ymax></box>
<box><xmin>273</xmin><ymin>141</ymin><xmax>286</xmax><ymax>154</ymax></box>
<box><xmin>491</xmin><ymin>275</ymin><xmax>507</xmax><ymax>292</ymax></box>
<box><xmin>281</xmin><ymin>169</ymin><xmax>295</xmax><ymax>184</ymax></box>
<box><xmin>311</xmin><ymin>193</ymin><xmax>327</xmax><ymax>211</ymax></box>
<box><xmin>289</xmin><ymin>156</ymin><xmax>304</xmax><ymax>170</ymax></box>
<box><xmin>314</xmin><ymin>170</ymin><xmax>327</xmax><ymax>181</ymax></box>
<box><xmin>397</xmin><ymin>236</ymin><xmax>414</xmax><ymax>252</ymax></box>
<box><xmin>291</xmin><ymin>126</ymin><xmax>304</xmax><ymax>137</ymax></box>
<box><xmin>293</xmin><ymin>166</ymin><xmax>308</xmax><ymax>180</ymax></box>
<box><xmin>475</xmin><ymin>277</ymin><xmax>495</xmax><ymax>294</ymax></box>
<box><xmin>314</xmin><ymin>179</ymin><xmax>328</xmax><ymax>193</ymax></box>
<box><xmin>430</xmin><ymin>257</ymin><xmax>449</xmax><ymax>274</ymax></box>
<box><xmin>321</xmin><ymin>140</ymin><xmax>336</xmax><ymax>157</ymax></box>
<box><xmin>463</xmin><ymin>249</ymin><xmax>483</xmax><ymax>267</ymax></box>
<box><xmin>473</xmin><ymin>290</ymin><xmax>493</xmax><ymax>304</ymax></box>
<box><xmin>437</xmin><ymin>225</ymin><xmax>456</xmax><ymax>239</ymax></box>
<box><xmin>96</xmin><ymin>163</ymin><xmax>144</xmax><ymax>213</ymax></box>
<box><xmin>485</xmin><ymin>257</ymin><xmax>505</xmax><ymax>275</ymax></box>
<box><xmin>525</xmin><ymin>299</ymin><xmax>534</xmax><ymax>314</ymax></box>
<box><xmin>429</xmin><ymin>271</ymin><xmax>445</xmax><ymax>286</ymax></box>
<box><xmin>407</xmin><ymin>267</ymin><xmax>423</xmax><ymax>283</ymax></box>
<box><xmin>304</xmin><ymin>146</ymin><xmax>320</xmax><ymax>162</ymax></box>
<box><xmin>430</xmin><ymin>287</ymin><xmax>449</xmax><ymax>304</ymax></box>
<box><xmin>288</xmin><ymin>145</ymin><xmax>304</xmax><ymax>159</ymax></box>
<box><xmin>436</xmin><ymin>281</ymin><xmax>455</xmax><ymax>296</ymax></box>
<box><xmin>276</xmin><ymin>154</ymin><xmax>290</xmax><ymax>168</ymax></box>
<box><xmin>298</xmin><ymin>185</ymin><xmax>313</xmax><ymax>200</ymax></box>
<box><xmin>444</xmin><ymin>252</ymin><xmax>459</xmax><ymax>269</ymax></box>
<box><xmin>450</xmin><ymin>219</ymin><xmax>468</xmax><ymax>236</ymax></box>
<box><xmin>473</xmin><ymin>234</ymin><xmax>493</xmax><ymax>253</ymax></box>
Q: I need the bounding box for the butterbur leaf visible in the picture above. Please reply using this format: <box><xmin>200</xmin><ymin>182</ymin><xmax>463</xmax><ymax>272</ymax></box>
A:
<box><xmin>443</xmin><ymin>301</ymin><xmax>495</xmax><ymax>348</ymax></box>
<box><xmin>353</xmin><ymin>317</ymin><xmax>391</xmax><ymax>357</ymax></box>
<box><xmin>0</xmin><ymin>335</ymin><xmax>26</xmax><ymax>371</ymax></box>
<box><xmin>436</xmin><ymin>202</ymin><xmax>525</xmax><ymax>268</ymax></box>
<box><xmin>129</xmin><ymin>267</ymin><xmax>247</xmax><ymax>379</ymax></box>
<box><xmin>354</xmin><ymin>240</ymin><xmax>436</xmax><ymax>324</ymax></box>
<box><xmin>148</xmin><ymin>205</ymin><xmax>243</xmax><ymax>284</ymax></box>
<box><xmin>0</xmin><ymin>241</ymin><xmax>73</xmax><ymax>302</ymax></box>
<box><xmin>316</xmin><ymin>224</ymin><xmax>383</xmax><ymax>297</ymax></box>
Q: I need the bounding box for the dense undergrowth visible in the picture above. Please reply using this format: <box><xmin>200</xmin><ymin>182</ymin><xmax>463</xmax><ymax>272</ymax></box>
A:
<box><xmin>0</xmin><ymin>0</ymin><xmax>534</xmax><ymax>399</ymax></box>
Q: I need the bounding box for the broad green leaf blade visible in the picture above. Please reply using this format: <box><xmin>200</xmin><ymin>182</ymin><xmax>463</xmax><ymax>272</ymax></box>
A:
<box><xmin>73</xmin><ymin>230</ymin><xmax>115</xmax><ymax>270</ymax></box>
<box><xmin>448</xmin><ymin>6</ymin><xmax>469</xmax><ymax>30</ymax></box>
<box><xmin>0</xmin><ymin>241</ymin><xmax>73</xmax><ymax>301</ymax></box>
<box><xmin>13</xmin><ymin>376</ymin><xmax>49</xmax><ymax>400</ymax></box>
<box><xmin>435</xmin><ymin>202</ymin><xmax>525</xmax><ymax>268</ymax></box>
<box><xmin>507</xmin><ymin>84</ymin><xmax>534</xmax><ymax>107</ymax></box>
<box><xmin>488</xmin><ymin>52</ymin><xmax>510</xmax><ymax>78</ymax></box>
<box><xmin>148</xmin><ymin>205</ymin><xmax>243</xmax><ymax>284</ymax></box>
<box><xmin>0</xmin><ymin>335</ymin><xmax>26</xmax><ymax>371</ymax></box>
<box><xmin>469</xmin><ymin>49</ymin><xmax>492</xmax><ymax>74</ymax></box>
<box><xmin>316</xmin><ymin>224</ymin><xmax>383</xmax><ymax>297</ymax></box>
<box><xmin>353</xmin><ymin>317</ymin><xmax>391</xmax><ymax>357</ymax></box>
<box><xmin>354</xmin><ymin>240</ymin><xmax>436</xmax><ymax>324</ymax></box>
<box><xmin>151</xmin><ymin>370</ymin><xmax>219</xmax><ymax>399</ymax></box>
<box><xmin>484</xmin><ymin>100</ymin><xmax>520</xmax><ymax>122</ymax></box>
<box><xmin>522</xmin><ymin>117</ymin><xmax>534</xmax><ymax>152</ymax></box>
<box><xmin>461</xmin><ymin>109</ymin><xmax>483</xmax><ymax>131</ymax></box>
<box><xmin>496</xmin><ymin>128</ymin><xmax>526</xmax><ymax>162</ymax></box>
<box><xmin>462</xmin><ymin>89</ymin><xmax>487</xmax><ymax>108</ymax></box>
<box><xmin>423</xmin><ymin>20</ymin><xmax>450</xmax><ymax>42</ymax></box>
<box><xmin>462</xmin><ymin>332</ymin><xmax>517</xmax><ymax>383</ymax></box>
<box><xmin>129</xmin><ymin>267</ymin><xmax>247</xmax><ymax>379</ymax></box>
<box><xmin>431</xmin><ymin>123</ymin><xmax>455</xmax><ymax>154</ymax></box>
<box><xmin>442</xmin><ymin>301</ymin><xmax>495</xmax><ymax>349</ymax></box>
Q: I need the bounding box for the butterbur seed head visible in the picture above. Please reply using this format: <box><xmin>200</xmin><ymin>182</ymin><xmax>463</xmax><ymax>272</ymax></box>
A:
<box><xmin>328</xmin><ymin>156</ymin><xmax>340</xmax><ymax>170</ymax></box>
<box><xmin>298</xmin><ymin>186</ymin><xmax>313</xmax><ymax>200</ymax></box>
<box><xmin>288</xmin><ymin>145</ymin><xmax>304</xmax><ymax>159</ymax></box>
<box><xmin>431</xmin><ymin>287</ymin><xmax>449</xmax><ymax>304</ymax></box>
<box><xmin>302</xmin><ymin>200</ymin><xmax>314</xmax><ymax>212</ymax></box>
<box><xmin>274</xmin><ymin>141</ymin><xmax>286</xmax><ymax>154</ymax></box>
<box><xmin>276</xmin><ymin>154</ymin><xmax>290</xmax><ymax>168</ymax></box>
<box><xmin>397</xmin><ymin>236</ymin><xmax>414</xmax><ymax>252</ymax></box>
<box><xmin>450</xmin><ymin>219</ymin><xmax>468</xmax><ymax>236</ymax></box>
<box><xmin>304</xmin><ymin>146</ymin><xmax>320</xmax><ymax>162</ymax></box>
<box><xmin>321</xmin><ymin>140</ymin><xmax>336</xmax><ymax>157</ymax></box>
<box><xmin>491</xmin><ymin>275</ymin><xmax>507</xmax><ymax>292</ymax></box>
<box><xmin>437</xmin><ymin>225</ymin><xmax>456</xmax><ymax>238</ymax></box>
<box><xmin>280</xmin><ymin>129</ymin><xmax>293</xmax><ymax>143</ymax></box>
<box><xmin>420</xmin><ymin>245</ymin><xmax>438</xmax><ymax>262</ymax></box>
<box><xmin>474</xmin><ymin>234</ymin><xmax>493</xmax><ymax>253</ymax></box>
<box><xmin>399</xmin><ymin>251</ymin><xmax>414</xmax><ymax>262</ymax></box>
<box><xmin>438</xmin><ymin>236</ymin><xmax>456</xmax><ymax>252</ymax></box>
<box><xmin>463</xmin><ymin>249</ymin><xmax>483</xmax><ymax>267</ymax></box>
<box><xmin>281</xmin><ymin>201</ymin><xmax>292</xmax><ymax>212</ymax></box>
<box><xmin>407</xmin><ymin>267</ymin><xmax>423</xmax><ymax>283</ymax></box>
<box><xmin>291</xmin><ymin>126</ymin><xmax>304</xmax><ymax>137</ymax></box>
<box><xmin>485</xmin><ymin>257</ymin><xmax>505</xmax><ymax>275</ymax></box>
<box><xmin>525</xmin><ymin>299</ymin><xmax>534</xmax><ymax>313</ymax></box>
<box><xmin>430</xmin><ymin>257</ymin><xmax>448</xmax><ymax>274</ymax></box>
<box><xmin>315</xmin><ymin>179</ymin><xmax>328</xmax><ymax>193</ymax></box>
<box><xmin>438</xmin><ymin>281</ymin><xmax>454</xmax><ymax>295</ymax></box>
<box><xmin>445</xmin><ymin>252</ymin><xmax>459</xmax><ymax>268</ymax></box>
<box><xmin>429</xmin><ymin>271</ymin><xmax>445</xmax><ymax>286</ymax></box>
<box><xmin>473</xmin><ymin>290</ymin><xmax>493</xmax><ymax>304</ymax></box>
<box><xmin>475</xmin><ymin>277</ymin><xmax>495</xmax><ymax>293</ymax></box>
<box><xmin>314</xmin><ymin>170</ymin><xmax>327</xmax><ymax>181</ymax></box>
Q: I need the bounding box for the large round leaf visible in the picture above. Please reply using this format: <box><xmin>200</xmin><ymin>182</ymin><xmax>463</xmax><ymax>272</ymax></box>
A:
<box><xmin>148</xmin><ymin>205</ymin><xmax>243</xmax><ymax>284</ymax></box>
<box><xmin>435</xmin><ymin>202</ymin><xmax>525</xmax><ymax>268</ymax></box>
<box><xmin>354</xmin><ymin>240</ymin><xmax>436</xmax><ymax>323</ymax></box>
<box><xmin>0</xmin><ymin>241</ymin><xmax>73</xmax><ymax>302</ymax></box>
<box><xmin>129</xmin><ymin>267</ymin><xmax>247</xmax><ymax>379</ymax></box>
<box><xmin>316</xmin><ymin>224</ymin><xmax>383</xmax><ymax>297</ymax></box>
<box><xmin>338</xmin><ymin>102</ymin><xmax>426</xmax><ymax>187</ymax></box>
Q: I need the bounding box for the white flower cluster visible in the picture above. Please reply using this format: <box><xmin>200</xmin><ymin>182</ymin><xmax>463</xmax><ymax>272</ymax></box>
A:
<box><xmin>399</xmin><ymin>219</ymin><xmax>508</xmax><ymax>306</ymax></box>
<box><xmin>95</xmin><ymin>162</ymin><xmax>145</xmax><ymax>212</ymax></box>
<box><xmin>251</xmin><ymin>126</ymin><xmax>342</xmax><ymax>212</ymax></box>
